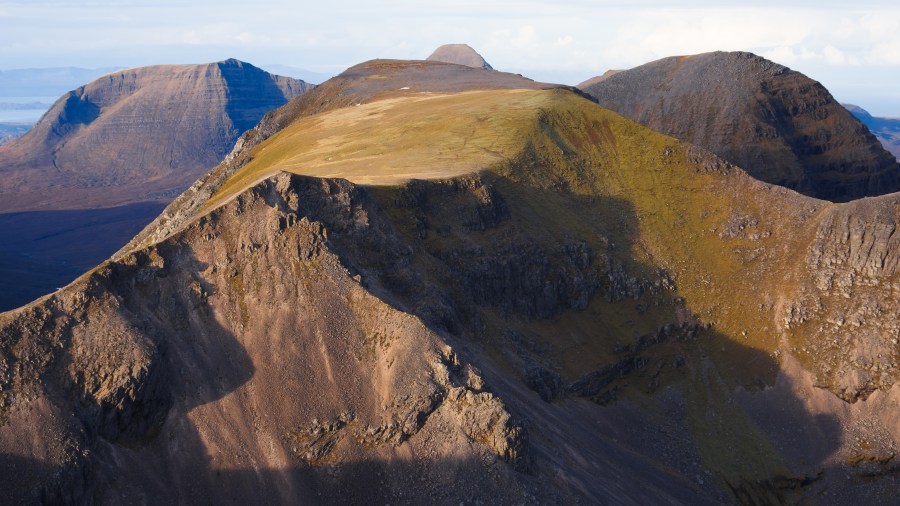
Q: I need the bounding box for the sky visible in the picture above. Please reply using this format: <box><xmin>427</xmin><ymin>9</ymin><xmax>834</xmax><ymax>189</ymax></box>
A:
<box><xmin>2</xmin><ymin>0</ymin><xmax>900</xmax><ymax>114</ymax></box>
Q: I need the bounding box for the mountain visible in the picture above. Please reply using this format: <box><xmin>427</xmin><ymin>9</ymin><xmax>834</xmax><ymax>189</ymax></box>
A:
<box><xmin>0</xmin><ymin>58</ymin><xmax>312</xmax><ymax>212</ymax></box>
<box><xmin>426</xmin><ymin>44</ymin><xmax>494</xmax><ymax>70</ymax></box>
<box><xmin>845</xmin><ymin>103</ymin><xmax>900</xmax><ymax>160</ymax></box>
<box><xmin>0</xmin><ymin>59</ymin><xmax>313</xmax><ymax>312</ymax></box>
<box><xmin>1</xmin><ymin>58</ymin><xmax>897</xmax><ymax>504</ymax></box>
<box><xmin>580</xmin><ymin>51</ymin><xmax>900</xmax><ymax>202</ymax></box>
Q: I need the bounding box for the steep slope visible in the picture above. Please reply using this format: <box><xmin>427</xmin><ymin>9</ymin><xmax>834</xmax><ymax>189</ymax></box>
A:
<box><xmin>845</xmin><ymin>103</ymin><xmax>900</xmax><ymax>160</ymax></box>
<box><xmin>0</xmin><ymin>59</ymin><xmax>311</xmax><ymax>212</ymax></box>
<box><xmin>582</xmin><ymin>51</ymin><xmax>900</xmax><ymax>202</ymax></box>
<box><xmin>2</xmin><ymin>66</ymin><xmax>899</xmax><ymax>504</ymax></box>
<box><xmin>426</xmin><ymin>44</ymin><xmax>494</xmax><ymax>70</ymax></box>
<box><xmin>0</xmin><ymin>59</ymin><xmax>312</xmax><ymax>312</ymax></box>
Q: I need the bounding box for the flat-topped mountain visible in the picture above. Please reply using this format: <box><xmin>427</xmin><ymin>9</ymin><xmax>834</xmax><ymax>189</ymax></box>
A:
<box><xmin>2</xmin><ymin>57</ymin><xmax>898</xmax><ymax>504</ymax></box>
<box><xmin>426</xmin><ymin>44</ymin><xmax>494</xmax><ymax>70</ymax></box>
<box><xmin>581</xmin><ymin>51</ymin><xmax>900</xmax><ymax>201</ymax></box>
<box><xmin>0</xmin><ymin>59</ymin><xmax>312</xmax><ymax>312</ymax></box>
<box><xmin>0</xmin><ymin>58</ymin><xmax>311</xmax><ymax>212</ymax></box>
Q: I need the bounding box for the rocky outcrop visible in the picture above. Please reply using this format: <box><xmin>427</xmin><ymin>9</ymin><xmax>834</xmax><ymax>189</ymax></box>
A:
<box><xmin>426</xmin><ymin>44</ymin><xmax>494</xmax><ymax>70</ymax></box>
<box><xmin>0</xmin><ymin>172</ymin><xmax>538</xmax><ymax>504</ymax></box>
<box><xmin>785</xmin><ymin>193</ymin><xmax>900</xmax><ymax>401</ymax></box>
<box><xmin>583</xmin><ymin>51</ymin><xmax>900</xmax><ymax>201</ymax></box>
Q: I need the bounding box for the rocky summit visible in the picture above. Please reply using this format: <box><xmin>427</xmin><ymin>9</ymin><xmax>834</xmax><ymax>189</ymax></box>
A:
<box><xmin>426</xmin><ymin>44</ymin><xmax>494</xmax><ymax>70</ymax></box>
<box><xmin>0</xmin><ymin>57</ymin><xmax>899</xmax><ymax>505</ymax></box>
<box><xmin>581</xmin><ymin>51</ymin><xmax>900</xmax><ymax>202</ymax></box>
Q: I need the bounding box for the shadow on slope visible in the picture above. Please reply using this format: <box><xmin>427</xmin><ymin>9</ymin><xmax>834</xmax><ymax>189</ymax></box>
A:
<box><xmin>0</xmin><ymin>170</ymin><xmax>868</xmax><ymax>505</ymax></box>
<box><xmin>212</xmin><ymin>173</ymin><xmax>848</xmax><ymax>503</ymax></box>
<box><xmin>0</xmin><ymin>201</ymin><xmax>165</xmax><ymax>311</ymax></box>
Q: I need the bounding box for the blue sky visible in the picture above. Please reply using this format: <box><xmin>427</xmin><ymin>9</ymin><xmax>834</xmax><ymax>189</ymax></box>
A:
<box><xmin>2</xmin><ymin>0</ymin><xmax>900</xmax><ymax>114</ymax></box>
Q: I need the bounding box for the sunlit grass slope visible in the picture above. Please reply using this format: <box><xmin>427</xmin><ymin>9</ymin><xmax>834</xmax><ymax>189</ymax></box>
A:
<box><xmin>208</xmin><ymin>89</ymin><xmax>548</xmax><ymax>208</ymax></box>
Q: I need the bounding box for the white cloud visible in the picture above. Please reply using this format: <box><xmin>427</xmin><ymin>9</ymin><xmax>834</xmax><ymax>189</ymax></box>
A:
<box><xmin>555</xmin><ymin>35</ymin><xmax>573</xmax><ymax>46</ymax></box>
<box><xmin>511</xmin><ymin>25</ymin><xmax>537</xmax><ymax>48</ymax></box>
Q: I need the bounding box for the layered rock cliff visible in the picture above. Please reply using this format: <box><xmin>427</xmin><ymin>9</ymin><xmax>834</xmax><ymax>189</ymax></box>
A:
<box><xmin>0</xmin><ymin>59</ymin><xmax>311</xmax><ymax>212</ymax></box>
<box><xmin>0</xmin><ymin>59</ymin><xmax>312</xmax><ymax>312</ymax></box>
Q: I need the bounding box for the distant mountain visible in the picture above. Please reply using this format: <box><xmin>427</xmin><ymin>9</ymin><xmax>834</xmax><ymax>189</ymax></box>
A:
<box><xmin>0</xmin><ymin>59</ymin><xmax>312</xmax><ymax>311</ymax></box>
<box><xmin>844</xmin><ymin>103</ymin><xmax>900</xmax><ymax>161</ymax></box>
<box><xmin>426</xmin><ymin>44</ymin><xmax>494</xmax><ymax>70</ymax></box>
<box><xmin>0</xmin><ymin>124</ymin><xmax>29</xmax><ymax>146</ymax></box>
<box><xmin>0</xmin><ymin>58</ymin><xmax>312</xmax><ymax>212</ymax></box>
<box><xmin>581</xmin><ymin>51</ymin><xmax>900</xmax><ymax>202</ymax></box>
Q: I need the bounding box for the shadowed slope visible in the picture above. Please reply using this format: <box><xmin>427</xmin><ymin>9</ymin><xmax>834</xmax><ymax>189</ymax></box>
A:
<box><xmin>582</xmin><ymin>51</ymin><xmax>900</xmax><ymax>201</ymax></box>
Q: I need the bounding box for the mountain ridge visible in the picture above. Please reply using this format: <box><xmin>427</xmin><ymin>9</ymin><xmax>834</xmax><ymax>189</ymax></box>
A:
<box><xmin>581</xmin><ymin>50</ymin><xmax>900</xmax><ymax>202</ymax></box>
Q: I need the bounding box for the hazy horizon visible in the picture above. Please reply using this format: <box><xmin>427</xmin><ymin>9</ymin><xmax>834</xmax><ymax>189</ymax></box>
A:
<box><xmin>2</xmin><ymin>1</ymin><xmax>900</xmax><ymax>114</ymax></box>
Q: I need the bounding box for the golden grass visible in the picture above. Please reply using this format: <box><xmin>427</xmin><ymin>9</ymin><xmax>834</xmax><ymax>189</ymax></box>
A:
<box><xmin>207</xmin><ymin>89</ymin><xmax>552</xmax><ymax>209</ymax></box>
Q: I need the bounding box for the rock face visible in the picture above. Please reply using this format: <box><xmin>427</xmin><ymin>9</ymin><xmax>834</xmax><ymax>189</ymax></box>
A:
<box><xmin>845</xmin><ymin>103</ymin><xmax>900</xmax><ymax>161</ymax></box>
<box><xmin>426</xmin><ymin>44</ymin><xmax>494</xmax><ymax>70</ymax></box>
<box><xmin>0</xmin><ymin>58</ymin><xmax>311</xmax><ymax>212</ymax></box>
<box><xmin>2</xmin><ymin>59</ymin><xmax>899</xmax><ymax>504</ymax></box>
<box><xmin>582</xmin><ymin>51</ymin><xmax>900</xmax><ymax>201</ymax></box>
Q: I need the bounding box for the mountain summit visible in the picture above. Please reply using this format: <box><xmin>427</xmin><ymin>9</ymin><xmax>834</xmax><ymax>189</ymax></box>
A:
<box><xmin>581</xmin><ymin>51</ymin><xmax>900</xmax><ymax>201</ymax></box>
<box><xmin>426</xmin><ymin>44</ymin><xmax>494</xmax><ymax>70</ymax></box>
<box><xmin>0</xmin><ymin>59</ymin><xmax>312</xmax><ymax>212</ymax></box>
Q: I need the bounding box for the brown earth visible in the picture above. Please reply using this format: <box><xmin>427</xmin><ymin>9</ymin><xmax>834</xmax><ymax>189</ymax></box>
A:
<box><xmin>581</xmin><ymin>51</ymin><xmax>900</xmax><ymax>202</ymax></box>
